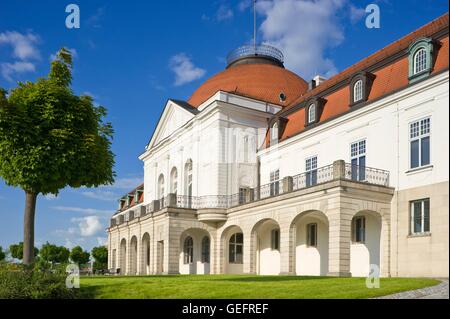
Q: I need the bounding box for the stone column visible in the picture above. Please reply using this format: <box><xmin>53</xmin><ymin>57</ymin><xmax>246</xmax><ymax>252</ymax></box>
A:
<box><xmin>381</xmin><ymin>209</ymin><xmax>391</xmax><ymax>277</ymax></box>
<box><xmin>279</xmin><ymin>224</ymin><xmax>295</xmax><ymax>275</ymax></box>
<box><xmin>333</xmin><ymin>160</ymin><xmax>346</xmax><ymax>180</ymax></box>
<box><xmin>243</xmin><ymin>229</ymin><xmax>254</xmax><ymax>274</ymax></box>
<box><xmin>166</xmin><ymin>219</ymin><xmax>180</xmax><ymax>275</ymax></box>
<box><xmin>327</xmin><ymin>207</ymin><xmax>352</xmax><ymax>277</ymax></box>
<box><xmin>282</xmin><ymin>176</ymin><xmax>293</xmax><ymax>193</ymax></box>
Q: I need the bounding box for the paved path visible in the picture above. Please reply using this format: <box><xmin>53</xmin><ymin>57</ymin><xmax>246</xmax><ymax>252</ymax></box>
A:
<box><xmin>375</xmin><ymin>279</ymin><xmax>449</xmax><ymax>299</ymax></box>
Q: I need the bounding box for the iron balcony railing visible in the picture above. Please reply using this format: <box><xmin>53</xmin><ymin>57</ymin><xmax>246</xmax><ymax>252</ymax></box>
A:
<box><xmin>111</xmin><ymin>162</ymin><xmax>390</xmax><ymax>226</ymax></box>
<box><xmin>226</xmin><ymin>44</ymin><xmax>284</xmax><ymax>66</ymax></box>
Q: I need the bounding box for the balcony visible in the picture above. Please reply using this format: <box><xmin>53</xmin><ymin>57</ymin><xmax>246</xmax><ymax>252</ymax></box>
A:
<box><xmin>110</xmin><ymin>160</ymin><xmax>390</xmax><ymax>226</ymax></box>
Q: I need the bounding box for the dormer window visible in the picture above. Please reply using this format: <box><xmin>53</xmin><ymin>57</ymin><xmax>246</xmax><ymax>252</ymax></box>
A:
<box><xmin>408</xmin><ymin>37</ymin><xmax>436</xmax><ymax>83</ymax></box>
<box><xmin>307</xmin><ymin>104</ymin><xmax>316</xmax><ymax>124</ymax></box>
<box><xmin>304</xmin><ymin>97</ymin><xmax>325</xmax><ymax>127</ymax></box>
<box><xmin>353</xmin><ymin>79</ymin><xmax>363</xmax><ymax>103</ymax></box>
<box><xmin>349</xmin><ymin>72</ymin><xmax>375</xmax><ymax>107</ymax></box>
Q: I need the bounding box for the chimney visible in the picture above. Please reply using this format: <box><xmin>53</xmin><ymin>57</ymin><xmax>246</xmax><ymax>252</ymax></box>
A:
<box><xmin>308</xmin><ymin>79</ymin><xmax>316</xmax><ymax>91</ymax></box>
<box><xmin>313</xmin><ymin>75</ymin><xmax>327</xmax><ymax>86</ymax></box>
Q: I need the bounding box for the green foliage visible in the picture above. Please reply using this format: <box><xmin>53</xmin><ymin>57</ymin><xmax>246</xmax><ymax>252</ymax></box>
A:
<box><xmin>40</xmin><ymin>242</ymin><xmax>70</xmax><ymax>264</ymax></box>
<box><xmin>0</xmin><ymin>47</ymin><xmax>115</xmax><ymax>195</ymax></box>
<box><xmin>0</xmin><ymin>262</ymin><xmax>80</xmax><ymax>299</ymax></box>
<box><xmin>9</xmin><ymin>242</ymin><xmax>39</xmax><ymax>260</ymax></box>
<box><xmin>0</xmin><ymin>246</ymin><xmax>6</xmax><ymax>261</ymax></box>
<box><xmin>91</xmin><ymin>246</ymin><xmax>108</xmax><ymax>270</ymax></box>
<box><xmin>70</xmin><ymin>246</ymin><xmax>90</xmax><ymax>265</ymax></box>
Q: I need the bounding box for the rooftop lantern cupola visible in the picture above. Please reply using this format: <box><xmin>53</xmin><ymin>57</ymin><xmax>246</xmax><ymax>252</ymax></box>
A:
<box><xmin>226</xmin><ymin>0</ymin><xmax>284</xmax><ymax>69</ymax></box>
<box><xmin>226</xmin><ymin>44</ymin><xmax>285</xmax><ymax>69</ymax></box>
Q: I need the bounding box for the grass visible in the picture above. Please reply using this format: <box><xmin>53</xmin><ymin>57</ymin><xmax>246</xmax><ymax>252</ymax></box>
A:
<box><xmin>79</xmin><ymin>275</ymin><xmax>439</xmax><ymax>299</ymax></box>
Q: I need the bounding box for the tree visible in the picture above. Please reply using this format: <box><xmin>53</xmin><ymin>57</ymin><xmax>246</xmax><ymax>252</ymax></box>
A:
<box><xmin>91</xmin><ymin>246</ymin><xmax>108</xmax><ymax>271</ymax></box>
<box><xmin>9</xmin><ymin>242</ymin><xmax>39</xmax><ymax>260</ymax></box>
<box><xmin>0</xmin><ymin>246</ymin><xmax>5</xmax><ymax>261</ymax></box>
<box><xmin>0</xmin><ymin>48</ymin><xmax>115</xmax><ymax>264</ymax></box>
<box><xmin>40</xmin><ymin>242</ymin><xmax>70</xmax><ymax>265</ymax></box>
<box><xmin>70</xmin><ymin>246</ymin><xmax>90</xmax><ymax>265</ymax></box>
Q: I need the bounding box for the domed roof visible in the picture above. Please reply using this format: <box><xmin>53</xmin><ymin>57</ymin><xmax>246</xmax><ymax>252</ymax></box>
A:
<box><xmin>188</xmin><ymin>63</ymin><xmax>309</xmax><ymax>108</ymax></box>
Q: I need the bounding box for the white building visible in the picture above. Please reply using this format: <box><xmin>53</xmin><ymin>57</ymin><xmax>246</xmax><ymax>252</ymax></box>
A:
<box><xmin>107</xmin><ymin>14</ymin><xmax>449</xmax><ymax>278</ymax></box>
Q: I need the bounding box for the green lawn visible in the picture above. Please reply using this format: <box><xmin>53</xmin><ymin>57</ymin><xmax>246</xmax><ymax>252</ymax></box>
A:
<box><xmin>79</xmin><ymin>275</ymin><xmax>439</xmax><ymax>299</ymax></box>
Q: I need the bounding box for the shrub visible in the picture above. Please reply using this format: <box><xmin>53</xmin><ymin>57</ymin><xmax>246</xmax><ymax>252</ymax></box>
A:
<box><xmin>0</xmin><ymin>262</ymin><xmax>81</xmax><ymax>299</ymax></box>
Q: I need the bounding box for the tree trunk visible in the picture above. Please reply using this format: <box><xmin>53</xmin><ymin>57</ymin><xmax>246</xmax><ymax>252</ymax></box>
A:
<box><xmin>23</xmin><ymin>191</ymin><xmax>37</xmax><ymax>265</ymax></box>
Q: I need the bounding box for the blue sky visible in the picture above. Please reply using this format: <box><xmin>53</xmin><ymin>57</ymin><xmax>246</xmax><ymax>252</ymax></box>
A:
<box><xmin>0</xmin><ymin>0</ymin><xmax>448</xmax><ymax>252</ymax></box>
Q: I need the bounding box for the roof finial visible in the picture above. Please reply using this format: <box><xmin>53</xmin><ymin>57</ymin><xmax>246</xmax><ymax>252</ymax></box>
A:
<box><xmin>253</xmin><ymin>0</ymin><xmax>257</xmax><ymax>50</ymax></box>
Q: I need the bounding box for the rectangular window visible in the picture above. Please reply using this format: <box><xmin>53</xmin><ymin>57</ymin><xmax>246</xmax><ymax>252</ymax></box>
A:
<box><xmin>306</xmin><ymin>156</ymin><xmax>318</xmax><ymax>187</ymax></box>
<box><xmin>353</xmin><ymin>216</ymin><xmax>366</xmax><ymax>243</ymax></box>
<box><xmin>271</xmin><ymin>229</ymin><xmax>280</xmax><ymax>251</ymax></box>
<box><xmin>351</xmin><ymin>140</ymin><xmax>366</xmax><ymax>181</ymax></box>
<box><xmin>410</xmin><ymin>118</ymin><xmax>431</xmax><ymax>169</ymax></box>
<box><xmin>306</xmin><ymin>223</ymin><xmax>317</xmax><ymax>247</ymax></box>
<box><xmin>270</xmin><ymin>170</ymin><xmax>280</xmax><ymax>196</ymax></box>
<box><xmin>410</xmin><ymin>198</ymin><xmax>430</xmax><ymax>234</ymax></box>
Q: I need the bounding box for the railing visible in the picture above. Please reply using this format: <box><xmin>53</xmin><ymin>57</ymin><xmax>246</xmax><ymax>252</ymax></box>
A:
<box><xmin>292</xmin><ymin>164</ymin><xmax>334</xmax><ymax>191</ymax></box>
<box><xmin>226</xmin><ymin>44</ymin><xmax>284</xmax><ymax>66</ymax></box>
<box><xmin>111</xmin><ymin>162</ymin><xmax>390</xmax><ymax>225</ymax></box>
<box><xmin>343</xmin><ymin>163</ymin><xmax>390</xmax><ymax>187</ymax></box>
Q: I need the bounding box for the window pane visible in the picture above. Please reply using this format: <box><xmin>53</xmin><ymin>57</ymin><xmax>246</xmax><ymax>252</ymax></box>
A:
<box><xmin>424</xmin><ymin>200</ymin><xmax>430</xmax><ymax>232</ymax></box>
<box><xmin>311</xmin><ymin>170</ymin><xmax>317</xmax><ymax>185</ymax></box>
<box><xmin>421</xmin><ymin>137</ymin><xmax>430</xmax><ymax>166</ymax></box>
<box><xmin>351</xmin><ymin>158</ymin><xmax>358</xmax><ymax>181</ymax></box>
<box><xmin>236</xmin><ymin>233</ymin><xmax>243</xmax><ymax>243</ymax></box>
<box><xmin>359</xmin><ymin>156</ymin><xmax>366</xmax><ymax>181</ymax></box>
<box><xmin>411</xmin><ymin>140</ymin><xmax>420</xmax><ymax>168</ymax></box>
<box><xmin>229</xmin><ymin>244</ymin><xmax>235</xmax><ymax>263</ymax></box>
<box><xmin>413</xmin><ymin>202</ymin><xmax>422</xmax><ymax>233</ymax></box>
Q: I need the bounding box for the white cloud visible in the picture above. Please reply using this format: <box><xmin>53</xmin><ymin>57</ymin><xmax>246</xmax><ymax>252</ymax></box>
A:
<box><xmin>104</xmin><ymin>176</ymin><xmax>143</xmax><ymax>190</ymax></box>
<box><xmin>96</xmin><ymin>237</ymin><xmax>107</xmax><ymax>246</ymax></box>
<box><xmin>238</xmin><ymin>0</ymin><xmax>253</xmax><ymax>12</ymax></box>
<box><xmin>257</xmin><ymin>0</ymin><xmax>347</xmax><ymax>79</ymax></box>
<box><xmin>216</xmin><ymin>4</ymin><xmax>234</xmax><ymax>21</ymax></box>
<box><xmin>71</xmin><ymin>216</ymin><xmax>103</xmax><ymax>237</ymax></box>
<box><xmin>349</xmin><ymin>4</ymin><xmax>365</xmax><ymax>24</ymax></box>
<box><xmin>169</xmin><ymin>53</ymin><xmax>206</xmax><ymax>86</ymax></box>
<box><xmin>0</xmin><ymin>61</ymin><xmax>35</xmax><ymax>82</ymax></box>
<box><xmin>51</xmin><ymin>206</ymin><xmax>112</xmax><ymax>216</ymax></box>
<box><xmin>81</xmin><ymin>190</ymin><xmax>119</xmax><ymax>201</ymax></box>
<box><xmin>0</xmin><ymin>31</ymin><xmax>40</xmax><ymax>60</ymax></box>
<box><xmin>44</xmin><ymin>194</ymin><xmax>58</xmax><ymax>201</ymax></box>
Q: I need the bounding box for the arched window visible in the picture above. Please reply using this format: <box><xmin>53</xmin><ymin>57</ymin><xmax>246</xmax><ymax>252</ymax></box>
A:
<box><xmin>201</xmin><ymin>236</ymin><xmax>210</xmax><ymax>263</ymax></box>
<box><xmin>353</xmin><ymin>79</ymin><xmax>363</xmax><ymax>102</ymax></box>
<box><xmin>157</xmin><ymin>174</ymin><xmax>165</xmax><ymax>199</ymax></box>
<box><xmin>170</xmin><ymin>167</ymin><xmax>178</xmax><ymax>195</ymax></box>
<box><xmin>308</xmin><ymin>104</ymin><xmax>316</xmax><ymax>124</ymax></box>
<box><xmin>413</xmin><ymin>48</ymin><xmax>427</xmax><ymax>75</ymax></box>
<box><xmin>270</xmin><ymin>122</ymin><xmax>278</xmax><ymax>142</ymax></box>
<box><xmin>183</xmin><ymin>236</ymin><xmax>194</xmax><ymax>264</ymax></box>
<box><xmin>229</xmin><ymin>233</ymin><xmax>243</xmax><ymax>264</ymax></box>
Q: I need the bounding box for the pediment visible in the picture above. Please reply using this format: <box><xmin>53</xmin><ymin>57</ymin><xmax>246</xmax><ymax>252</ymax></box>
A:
<box><xmin>147</xmin><ymin>100</ymin><xmax>198</xmax><ymax>149</ymax></box>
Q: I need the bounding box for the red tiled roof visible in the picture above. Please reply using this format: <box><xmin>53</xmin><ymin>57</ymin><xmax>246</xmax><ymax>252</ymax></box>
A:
<box><xmin>276</xmin><ymin>13</ymin><xmax>449</xmax><ymax>143</ymax></box>
<box><xmin>188</xmin><ymin>63</ymin><xmax>309</xmax><ymax>107</ymax></box>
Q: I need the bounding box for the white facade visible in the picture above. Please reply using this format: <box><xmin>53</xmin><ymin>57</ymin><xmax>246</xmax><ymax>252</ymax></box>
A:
<box><xmin>108</xmin><ymin>22</ymin><xmax>449</xmax><ymax>278</ymax></box>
